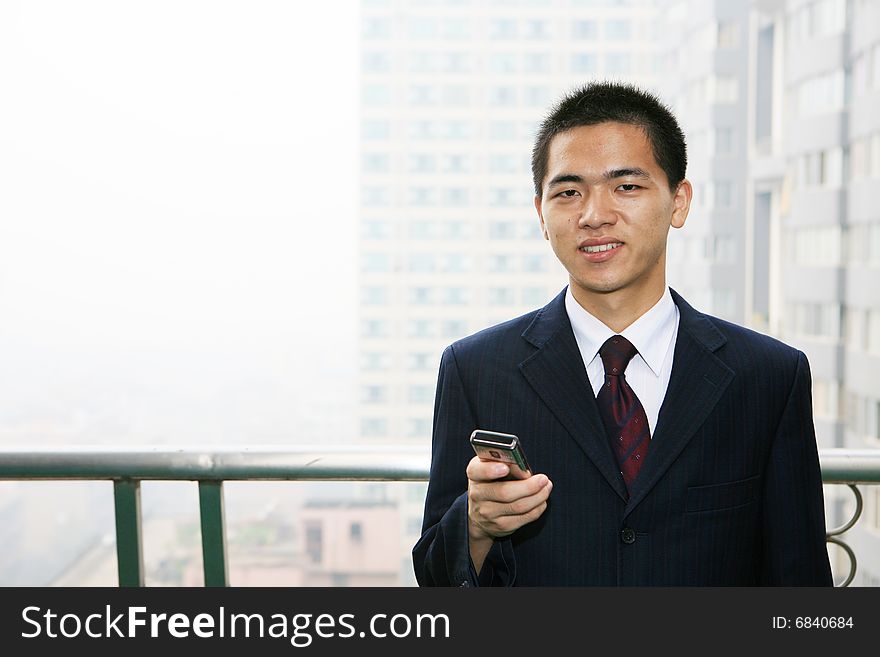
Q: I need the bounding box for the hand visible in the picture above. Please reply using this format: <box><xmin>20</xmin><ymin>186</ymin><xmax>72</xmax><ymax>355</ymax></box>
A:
<box><xmin>466</xmin><ymin>456</ymin><xmax>552</xmax><ymax>573</ymax></box>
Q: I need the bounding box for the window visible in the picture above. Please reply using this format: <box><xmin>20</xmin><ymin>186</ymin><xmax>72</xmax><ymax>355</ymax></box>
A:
<box><xmin>605</xmin><ymin>53</ymin><xmax>631</xmax><ymax>74</ymax></box>
<box><xmin>407</xmin><ymin>418</ymin><xmax>432</xmax><ymax>439</ymax></box>
<box><xmin>409</xmin><ymin>253</ymin><xmax>437</xmax><ymax>274</ymax></box>
<box><xmin>362</xmin><ymin>153</ymin><xmax>390</xmax><ymax>173</ymax></box>
<box><xmin>523</xmin><ymin>53</ymin><xmax>550</xmax><ymax>73</ymax></box>
<box><xmin>362</xmin><ymin>252</ymin><xmax>392</xmax><ymax>273</ymax></box>
<box><xmin>362</xmin><ymin>186</ymin><xmax>390</xmax><ymax>206</ymax></box>
<box><xmin>523</xmin><ymin>254</ymin><xmax>548</xmax><ymax>272</ymax></box>
<box><xmin>489</xmin><ymin>221</ymin><xmax>517</xmax><ymax>239</ymax></box>
<box><xmin>305</xmin><ymin>522</ymin><xmax>322</xmax><ymax>564</ymax></box>
<box><xmin>489</xmin><ymin>19</ymin><xmax>517</xmax><ymax>39</ymax></box>
<box><xmin>361</xmin><ymin>319</ymin><xmax>388</xmax><ymax>339</ymax></box>
<box><xmin>362</xmin><ymin>385</ymin><xmax>387</xmax><ymax>404</ymax></box>
<box><xmin>361</xmin><ymin>286</ymin><xmax>388</xmax><ymax>305</ymax></box>
<box><xmin>488</xmin><ymin>287</ymin><xmax>516</xmax><ymax>305</ymax></box>
<box><xmin>361</xmin><ymin>220</ymin><xmax>391</xmax><ymax>239</ymax></box>
<box><xmin>407</xmin><ymin>352</ymin><xmax>434</xmax><ymax>371</ymax></box>
<box><xmin>442</xmin><ymin>287</ymin><xmax>469</xmax><ymax>305</ymax></box>
<box><xmin>363</xmin><ymin>84</ymin><xmax>392</xmax><ymax>105</ymax></box>
<box><xmin>489</xmin><ymin>254</ymin><xmax>515</xmax><ymax>272</ymax></box>
<box><xmin>605</xmin><ymin>20</ymin><xmax>631</xmax><ymax>40</ymax></box>
<box><xmin>350</xmin><ymin>522</ymin><xmax>363</xmax><ymax>543</ymax></box>
<box><xmin>362</xmin><ymin>120</ymin><xmax>390</xmax><ymax>140</ymax></box>
<box><xmin>408</xmin><ymin>154</ymin><xmax>436</xmax><ymax>173</ymax></box>
<box><xmin>408</xmin><ymin>287</ymin><xmax>433</xmax><ymax>305</ymax></box>
<box><xmin>408</xmin><ymin>319</ymin><xmax>434</xmax><ymax>338</ymax></box>
<box><xmin>362</xmin><ymin>52</ymin><xmax>391</xmax><ymax>73</ymax></box>
<box><xmin>489</xmin><ymin>53</ymin><xmax>517</xmax><ymax>73</ymax></box>
<box><xmin>408</xmin><ymin>385</ymin><xmax>434</xmax><ymax>404</ymax></box>
<box><xmin>361</xmin><ymin>352</ymin><xmax>390</xmax><ymax>371</ymax></box>
<box><xmin>361</xmin><ymin>418</ymin><xmax>388</xmax><ymax>437</ymax></box>
<box><xmin>489</xmin><ymin>154</ymin><xmax>518</xmax><ymax>174</ymax></box>
<box><xmin>572</xmin><ymin>20</ymin><xmax>597</xmax><ymax>39</ymax></box>
<box><xmin>442</xmin><ymin>320</ymin><xmax>468</xmax><ymax>338</ymax></box>
<box><xmin>572</xmin><ymin>53</ymin><xmax>598</xmax><ymax>74</ymax></box>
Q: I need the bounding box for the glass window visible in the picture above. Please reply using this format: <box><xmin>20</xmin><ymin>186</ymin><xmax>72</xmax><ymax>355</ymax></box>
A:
<box><xmin>572</xmin><ymin>20</ymin><xmax>598</xmax><ymax>39</ymax></box>
<box><xmin>407</xmin><ymin>352</ymin><xmax>434</xmax><ymax>371</ymax></box>
<box><xmin>361</xmin><ymin>286</ymin><xmax>388</xmax><ymax>305</ymax></box>
<box><xmin>362</xmin><ymin>152</ymin><xmax>390</xmax><ymax>173</ymax></box>
<box><xmin>488</xmin><ymin>287</ymin><xmax>516</xmax><ymax>305</ymax></box>
<box><xmin>523</xmin><ymin>53</ymin><xmax>550</xmax><ymax>73</ymax></box>
<box><xmin>605</xmin><ymin>20</ymin><xmax>631</xmax><ymax>40</ymax></box>
<box><xmin>523</xmin><ymin>254</ymin><xmax>548</xmax><ymax>272</ymax></box>
<box><xmin>489</xmin><ymin>221</ymin><xmax>517</xmax><ymax>239</ymax></box>
<box><xmin>442</xmin><ymin>287</ymin><xmax>469</xmax><ymax>305</ymax></box>
<box><xmin>572</xmin><ymin>53</ymin><xmax>598</xmax><ymax>74</ymax></box>
<box><xmin>408</xmin><ymin>385</ymin><xmax>434</xmax><ymax>404</ymax></box>
<box><xmin>362</xmin><ymin>252</ymin><xmax>392</xmax><ymax>272</ymax></box>
<box><xmin>362</xmin><ymin>385</ymin><xmax>387</xmax><ymax>404</ymax></box>
<box><xmin>362</xmin><ymin>52</ymin><xmax>391</xmax><ymax>73</ymax></box>
<box><xmin>408</xmin><ymin>253</ymin><xmax>437</xmax><ymax>273</ymax></box>
<box><xmin>361</xmin><ymin>319</ymin><xmax>389</xmax><ymax>338</ymax></box>
<box><xmin>408</xmin><ymin>287</ymin><xmax>433</xmax><ymax>305</ymax></box>
<box><xmin>363</xmin><ymin>84</ymin><xmax>392</xmax><ymax>105</ymax></box>
<box><xmin>361</xmin><ymin>418</ymin><xmax>388</xmax><ymax>437</ymax></box>
<box><xmin>361</xmin><ymin>219</ymin><xmax>391</xmax><ymax>239</ymax></box>
<box><xmin>605</xmin><ymin>53</ymin><xmax>631</xmax><ymax>75</ymax></box>
<box><xmin>362</xmin><ymin>120</ymin><xmax>390</xmax><ymax>140</ymax></box>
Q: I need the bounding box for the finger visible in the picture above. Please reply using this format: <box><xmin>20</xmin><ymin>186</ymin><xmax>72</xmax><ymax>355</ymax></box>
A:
<box><xmin>494</xmin><ymin>481</ymin><xmax>553</xmax><ymax>517</ymax></box>
<box><xmin>493</xmin><ymin>501</ymin><xmax>548</xmax><ymax>534</ymax></box>
<box><xmin>490</xmin><ymin>474</ymin><xmax>551</xmax><ymax>504</ymax></box>
<box><xmin>466</xmin><ymin>455</ymin><xmax>510</xmax><ymax>482</ymax></box>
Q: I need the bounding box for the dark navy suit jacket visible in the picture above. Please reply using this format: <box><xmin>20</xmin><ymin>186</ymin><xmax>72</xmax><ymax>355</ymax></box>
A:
<box><xmin>413</xmin><ymin>287</ymin><xmax>832</xmax><ymax>586</ymax></box>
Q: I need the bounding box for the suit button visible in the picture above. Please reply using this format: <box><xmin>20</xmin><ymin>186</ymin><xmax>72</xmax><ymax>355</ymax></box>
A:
<box><xmin>460</xmin><ymin>581</ymin><xmax>470</xmax><ymax>587</ymax></box>
<box><xmin>620</xmin><ymin>528</ymin><xmax>636</xmax><ymax>544</ymax></box>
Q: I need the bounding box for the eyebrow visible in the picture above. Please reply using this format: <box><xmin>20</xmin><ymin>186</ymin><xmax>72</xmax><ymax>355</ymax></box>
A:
<box><xmin>546</xmin><ymin>168</ymin><xmax>652</xmax><ymax>189</ymax></box>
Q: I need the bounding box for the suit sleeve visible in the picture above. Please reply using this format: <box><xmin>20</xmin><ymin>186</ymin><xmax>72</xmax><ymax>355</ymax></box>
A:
<box><xmin>759</xmin><ymin>350</ymin><xmax>833</xmax><ymax>585</ymax></box>
<box><xmin>412</xmin><ymin>344</ymin><xmax>517</xmax><ymax>586</ymax></box>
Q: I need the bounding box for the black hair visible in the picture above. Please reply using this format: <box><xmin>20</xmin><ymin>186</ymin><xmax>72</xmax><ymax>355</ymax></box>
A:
<box><xmin>531</xmin><ymin>81</ymin><xmax>687</xmax><ymax>195</ymax></box>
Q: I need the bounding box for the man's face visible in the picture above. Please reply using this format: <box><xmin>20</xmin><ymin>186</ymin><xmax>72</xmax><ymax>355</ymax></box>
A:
<box><xmin>535</xmin><ymin>121</ymin><xmax>691</xmax><ymax>309</ymax></box>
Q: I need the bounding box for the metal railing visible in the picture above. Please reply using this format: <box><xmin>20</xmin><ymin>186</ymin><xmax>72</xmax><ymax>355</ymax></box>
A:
<box><xmin>0</xmin><ymin>446</ymin><xmax>877</xmax><ymax>587</ymax></box>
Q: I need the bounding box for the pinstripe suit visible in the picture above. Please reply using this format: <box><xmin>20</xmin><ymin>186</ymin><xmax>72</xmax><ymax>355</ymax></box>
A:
<box><xmin>413</xmin><ymin>287</ymin><xmax>832</xmax><ymax>586</ymax></box>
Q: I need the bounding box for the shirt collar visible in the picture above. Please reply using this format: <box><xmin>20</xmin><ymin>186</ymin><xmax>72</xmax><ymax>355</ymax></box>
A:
<box><xmin>564</xmin><ymin>285</ymin><xmax>678</xmax><ymax>377</ymax></box>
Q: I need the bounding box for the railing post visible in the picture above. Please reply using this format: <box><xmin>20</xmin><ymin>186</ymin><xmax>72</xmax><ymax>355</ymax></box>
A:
<box><xmin>113</xmin><ymin>479</ymin><xmax>144</xmax><ymax>587</ymax></box>
<box><xmin>199</xmin><ymin>480</ymin><xmax>229</xmax><ymax>587</ymax></box>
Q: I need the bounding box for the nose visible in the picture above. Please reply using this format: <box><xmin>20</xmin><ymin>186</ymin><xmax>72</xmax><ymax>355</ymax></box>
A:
<box><xmin>578</xmin><ymin>189</ymin><xmax>617</xmax><ymax>229</ymax></box>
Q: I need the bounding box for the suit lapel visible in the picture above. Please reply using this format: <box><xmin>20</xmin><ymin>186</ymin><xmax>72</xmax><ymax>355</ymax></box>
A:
<box><xmin>624</xmin><ymin>290</ymin><xmax>735</xmax><ymax>515</ymax></box>
<box><xmin>519</xmin><ymin>289</ymin><xmax>628</xmax><ymax>501</ymax></box>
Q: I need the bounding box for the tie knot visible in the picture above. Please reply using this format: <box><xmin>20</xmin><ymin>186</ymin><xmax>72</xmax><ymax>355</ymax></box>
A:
<box><xmin>599</xmin><ymin>335</ymin><xmax>637</xmax><ymax>376</ymax></box>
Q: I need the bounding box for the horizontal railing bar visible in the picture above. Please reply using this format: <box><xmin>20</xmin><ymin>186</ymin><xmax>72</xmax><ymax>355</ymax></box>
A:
<box><xmin>815</xmin><ymin>450</ymin><xmax>880</xmax><ymax>484</ymax></box>
<box><xmin>0</xmin><ymin>445</ymin><xmax>430</xmax><ymax>481</ymax></box>
<box><xmin>0</xmin><ymin>446</ymin><xmax>877</xmax><ymax>483</ymax></box>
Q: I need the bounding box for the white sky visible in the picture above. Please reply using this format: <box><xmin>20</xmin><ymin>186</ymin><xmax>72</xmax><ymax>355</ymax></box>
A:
<box><xmin>0</xmin><ymin>1</ymin><xmax>360</xmax><ymax>442</ymax></box>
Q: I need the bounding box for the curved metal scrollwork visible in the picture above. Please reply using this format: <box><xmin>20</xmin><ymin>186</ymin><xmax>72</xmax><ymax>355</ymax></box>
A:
<box><xmin>825</xmin><ymin>484</ymin><xmax>862</xmax><ymax>588</ymax></box>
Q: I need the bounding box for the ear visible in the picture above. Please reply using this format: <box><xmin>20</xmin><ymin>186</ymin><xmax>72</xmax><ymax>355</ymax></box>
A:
<box><xmin>670</xmin><ymin>179</ymin><xmax>692</xmax><ymax>229</ymax></box>
<box><xmin>534</xmin><ymin>195</ymin><xmax>549</xmax><ymax>240</ymax></box>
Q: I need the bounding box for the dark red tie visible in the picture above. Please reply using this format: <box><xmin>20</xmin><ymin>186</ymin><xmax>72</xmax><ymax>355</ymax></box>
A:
<box><xmin>596</xmin><ymin>335</ymin><xmax>651</xmax><ymax>496</ymax></box>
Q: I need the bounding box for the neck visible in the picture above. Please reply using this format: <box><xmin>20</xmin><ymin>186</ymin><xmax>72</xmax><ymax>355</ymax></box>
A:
<box><xmin>570</xmin><ymin>280</ymin><xmax>666</xmax><ymax>333</ymax></box>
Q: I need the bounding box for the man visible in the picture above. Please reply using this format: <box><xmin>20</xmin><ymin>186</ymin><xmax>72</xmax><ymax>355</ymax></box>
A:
<box><xmin>412</xmin><ymin>82</ymin><xmax>832</xmax><ymax>586</ymax></box>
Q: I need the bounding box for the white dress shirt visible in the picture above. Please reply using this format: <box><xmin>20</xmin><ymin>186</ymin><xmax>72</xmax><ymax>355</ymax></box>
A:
<box><xmin>564</xmin><ymin>286</ymin><xmax>679</xmax><ymax>436</ymax></box>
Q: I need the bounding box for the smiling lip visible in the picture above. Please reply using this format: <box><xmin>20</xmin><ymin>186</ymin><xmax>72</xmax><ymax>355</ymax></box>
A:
<box><xmin>578</xmin><ymin>238</ymin><xmax>624</xmax><ymax>262</ymax></box>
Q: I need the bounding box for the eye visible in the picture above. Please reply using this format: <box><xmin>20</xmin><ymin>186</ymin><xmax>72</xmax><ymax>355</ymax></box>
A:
<box><xmin>617</xmin><ymin>184</ymin><xmax>641</xmax><ymax>192</ymax></box>
<box><xmin>557</xmin><ymin>189</ymin><xmax>580</xmax><ymax>198</ymax></box>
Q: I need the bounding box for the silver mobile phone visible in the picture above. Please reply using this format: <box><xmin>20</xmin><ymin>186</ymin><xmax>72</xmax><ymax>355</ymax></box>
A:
<box><xmin>469</xmin><ymin>429</ymin><xmax>532</xmax><ymax>480</ymax></box>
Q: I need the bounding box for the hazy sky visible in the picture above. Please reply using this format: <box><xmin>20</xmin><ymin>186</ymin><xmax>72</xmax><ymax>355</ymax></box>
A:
<box><xmin>0</xmin><ymin>2</ymin><xmax>360</xmax><ymax>441</ymax></box>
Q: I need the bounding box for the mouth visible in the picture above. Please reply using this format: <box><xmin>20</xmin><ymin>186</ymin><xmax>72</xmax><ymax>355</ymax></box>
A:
<box><xmin>578</xmin><ymin>241</ymin><xmax>623</xmax><ymax>263</ymax></box>
<box><xmin>579</xmin><ymin>242</ymin><xmax>623</xmax><ymax>254</ymax></box>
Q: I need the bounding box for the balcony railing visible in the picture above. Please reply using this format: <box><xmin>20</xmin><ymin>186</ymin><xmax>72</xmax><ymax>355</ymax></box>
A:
<box><xmin>0</xmin><ymin>446</ymin><xmax>877</xmax><ymax>587</ymax></box>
